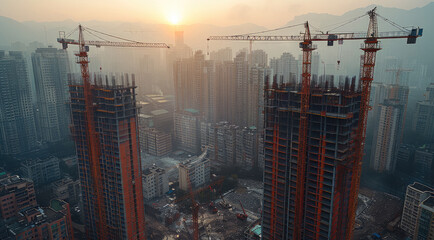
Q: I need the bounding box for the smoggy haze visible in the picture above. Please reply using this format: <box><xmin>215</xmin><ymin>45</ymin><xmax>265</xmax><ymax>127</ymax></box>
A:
<box><xmin>1</xmin><ymin>0</ymin><xmax>432</xmax><ymax>27</ymax></box>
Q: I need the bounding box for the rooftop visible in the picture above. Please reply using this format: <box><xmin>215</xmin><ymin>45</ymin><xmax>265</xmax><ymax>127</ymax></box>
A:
<box><xmin>251</xmin><ymin>225</ymin><xmax>262</xmax><ymax>237</ymax></box>
<box><xmin>410</xmin><ymin>182</ymin><xmax>433</xmax><ymax>193</ymax></box>
<box><xmin>0</xmin><ymin>175</ymin><xmax>30</xmax><ymax>187</ymax></box>
<box><xmin>151</xmin><ymin>109</ymin><xmax>169</xmax><ymax>116</ymax></box>
<box><xmin>421</xmin><ymin>196</ymin><xmax>434</xmax><ymax>210</ymax></box>
<box><xmin>139</xmin><ymin>113</ymin><xmax>153</xmax><ymax>119</ymax></box>
<box><xmin>50</xmin><ymin>199</ymin><xmax>66</xmax><ymax>212</ymax></box>
<box><xmin>180</xmin><ymin>148</ymin><xmax>209</xmax><ymax>168</ymax></box>
<box><xmin>143</xmin><ymin>165</ymin><xmax>166</xmax><ymax>176</ymax></box>
<box><xmin>184</xmin><ymin>108</ymin><xmax>199</xmax><ymax>114</ymax></box>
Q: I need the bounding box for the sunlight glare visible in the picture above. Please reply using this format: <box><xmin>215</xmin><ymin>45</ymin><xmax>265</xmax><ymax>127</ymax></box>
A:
<box><xmin>168</xmin><ymin>12</ymin><xmax>181</xmax><ymax>25</ymax></box>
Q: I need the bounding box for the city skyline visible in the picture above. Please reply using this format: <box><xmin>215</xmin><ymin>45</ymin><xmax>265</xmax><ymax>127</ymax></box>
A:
<box><xmin>0</xmin><ymin>2</ymin><xmax>432</xmax><ymax>240</ymax></box>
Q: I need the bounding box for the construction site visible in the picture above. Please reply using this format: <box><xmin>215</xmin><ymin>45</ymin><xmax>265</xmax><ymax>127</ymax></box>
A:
<box><xmin>54</xmin><ymin>6</ymin><xmax>424</xmax><ymax>240</ymax></box>
<box><xmin>144</xmin><ymin>178</ymin><xmax>263</xmax><ymax>240</ymax></box>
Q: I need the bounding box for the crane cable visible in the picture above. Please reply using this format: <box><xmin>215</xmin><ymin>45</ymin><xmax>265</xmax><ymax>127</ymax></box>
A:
<box><xmin>235</xmin><ymin>23</ymin><xmax>305</xmax><ymax>36</ymax></box>
<box><xmin>65</xmin><ymin>26</ymin><xmax>79</xmax><ymax>38</ymax></box>
<box><xmin>83</xmin><ymin>28</ymin><xmax>111</xmax><ymax>42</ymax></box>
<box><xmin>84</xmin><ymin>26</ymin><xmax>144</xmax><ymax>43</ymax></box>
<box><xmin>325</xmin><ymin>13</ymin><xmax>367</xmax><ymax>33</ymax></box>
<box><xmin>376</xmin><ymin>13</ymin><xmax>410</xmax><ymax>32</ymax></box>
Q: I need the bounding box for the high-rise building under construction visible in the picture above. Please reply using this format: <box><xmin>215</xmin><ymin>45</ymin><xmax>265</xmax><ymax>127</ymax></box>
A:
<box><xmin>69</xmin><ymin>73</ymin><xmax>145</xmax><ymax>239</ymax></box>
<box><xmin>261</xmin><ymin>77</ymin><xmax>361</xmax><ymax>239</ymax></box>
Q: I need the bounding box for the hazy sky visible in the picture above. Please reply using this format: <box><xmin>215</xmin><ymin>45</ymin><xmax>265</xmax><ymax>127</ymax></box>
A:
<box><xmin>1</xmin><ymin>0</ymin><xmax>432</xmax><ymax>27</ymax></box>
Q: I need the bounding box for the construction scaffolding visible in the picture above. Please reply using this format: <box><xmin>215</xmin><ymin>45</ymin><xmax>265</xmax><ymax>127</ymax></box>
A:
<box><xmin>262</xmin><ymin>76</ymin><xmax>361</xmax><ymax>239</ymax></box>
<box><xmin>69</xmin><ymin>73</ymin><xmax>146</xmax><ymax>240</ymax></box>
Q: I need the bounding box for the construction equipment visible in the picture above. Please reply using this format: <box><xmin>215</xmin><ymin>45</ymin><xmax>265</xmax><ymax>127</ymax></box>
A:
<box><xmin>57</xmin><ymin>25</ymin><xmax>168</xmax><ymax>240</ymax></box>
<box><xmin>208</xmin><ymin>7</ymin><xmax>422</xmax><ymax>240</ymax></box>
<box><xmin>236</xmin><ymin>200</ymin><xmax>248</xmax><ymax>221</ymax></box>
<box><xmin>219</xmin><ymin>195</ymin><xmax>232</xmax><ymax>209</ymax></box>
<box><xmin>208</xmin><ymin>201</ymin><xmax>218</xmax><ymax>214</ymax></box>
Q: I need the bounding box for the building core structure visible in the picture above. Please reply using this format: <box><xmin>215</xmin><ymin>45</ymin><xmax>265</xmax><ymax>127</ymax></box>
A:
<box><xmin>261</xmin><ymin>77</ymin><xmax>361</xmax><ymax>239</ymax></box>
<box><xmin>69</xmin><ymin>73</ymin><xmax>145</xmax><ymax>240</ymax></box>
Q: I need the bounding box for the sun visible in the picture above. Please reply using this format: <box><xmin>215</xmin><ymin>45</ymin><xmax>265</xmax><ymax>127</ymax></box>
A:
<box><xmin>168</xmin><ymin>12</ymin><xmax>181</xmax><ymax>25</ymax></box>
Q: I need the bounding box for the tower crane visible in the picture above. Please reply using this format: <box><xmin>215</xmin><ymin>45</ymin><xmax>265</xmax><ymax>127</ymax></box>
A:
<box><xmin>207</xmin><ymin>7</ymin><xmax>422</xmax><ymax>240</ymax></box>
<box><xmin>57</xmin><ymin>25</ymin><xmax>169</xmax><ymax>240</ymax></box>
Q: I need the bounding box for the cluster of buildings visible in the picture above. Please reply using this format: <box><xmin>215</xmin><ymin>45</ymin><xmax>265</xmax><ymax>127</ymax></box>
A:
<box><xmin>367</xmin><ymin>68</ymin><xmax>433</xmax><ymax>185</ymax></box>
<box><xmin>0</xmin><ymin>170</ymin><xmax>74</xmax><ymax>239</ymax></box>
<box><xmin>0</xmin><ymin>48</ymin><xmax>71</xmax><ymax>155</ymax></box>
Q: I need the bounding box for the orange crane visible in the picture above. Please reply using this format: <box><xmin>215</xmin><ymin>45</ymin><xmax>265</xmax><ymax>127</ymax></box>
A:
<box><xmin>208</xmin><ymin>7</ymin><xmax>422</xmax><ymax>240</ymax></box>
<box><xmin>236</xmin><ymin>200</ymin><xmax>248</xmax><ymax>221</ymax></box>
<box><xmin>57</xmin><ymin>25</ymin><xmax>168</xmax><ymax>240</ymax></box>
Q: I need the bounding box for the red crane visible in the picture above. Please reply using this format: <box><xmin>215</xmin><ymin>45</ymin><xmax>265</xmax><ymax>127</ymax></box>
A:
<box><xmin>174</xmin><ymin>177</ymin><xmax>225</xmax><ymax>240</ymax></box>
<box><xmin>236</xmin><ymin>200</ymin><xmax>248</xmax><ymax>221</ymax></box>
<box><xmin>57</xmin><ymin>25</ymin><xmax>169</xmax><ymax>240</ymax></box>
<box><xmin>208</xmin><ymin>7</ymin><xmax>422</xmax><ymax>239</ymax></box>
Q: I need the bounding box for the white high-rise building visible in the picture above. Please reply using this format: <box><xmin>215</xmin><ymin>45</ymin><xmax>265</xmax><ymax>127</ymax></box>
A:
<box><xmin>0</xmin><ymin>51</ymin><xmax>37</xmax><ymax>154</ymax></box>
<box><xmin>32</xmin><ymin>47</ymin><xmax>71</xmax><ymax>142</ymax></box>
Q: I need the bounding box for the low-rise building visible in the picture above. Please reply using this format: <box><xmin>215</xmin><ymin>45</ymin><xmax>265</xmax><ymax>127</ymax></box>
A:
<box><xmin>7</xmin><ymin>199</ymin><xmax>74</xmax><ymax>240</ymax></box>
<box><xmin>179</xmin><ymin>148</ymin><xmax>210</xmax><ymax>191</ymax></box>
<box><xmin>20</xmin><ymin>157</ymin><xmax>61</xmax><ymax>186</ymax></box>
<box><xmin>401</xmin><ymin>182</ymin><xmax>434</xmax><ymax>238</ymax></box>
<box><xmin>0</xmin><ymin>175</ymin><xmax>37</xmax><ymax>220</ymax></box>
<box><xmin>142</xmin><ymin>166</ymin><xmax>169</xmax><ymax>200</ymax></box>
<box><xmin>140</xmin><ymin>128</ymin><xmax>172</xmax><ymax>157</ymax></box>
<box><xmin>52</xmin><ymin>178</ymin><xmax>81</xmax><ymax>205</ymax></box>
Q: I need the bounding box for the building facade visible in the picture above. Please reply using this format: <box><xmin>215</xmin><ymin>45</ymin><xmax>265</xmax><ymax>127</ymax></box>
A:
<box><xmin>400</xmin><ymin>182</ymin><xmax>433</xmax><ymax>238</ymax></box>
<box><xmin>69</xmin><ymin>74</ymin><xmax>145</xmax><ymax>239</ymax></box>
<box><xmin>0</xmin><ymin>175</ymin><xmax>37</xmax><ymax>220</ymax></box>
<box><xmin>0</xmin><ymin>51</ymin><xmax>37</xmax><ymax>155</ymax></box>
<box><xmin>174</xmin><ymin>110</ymin><xmax>201</xmax><ymax>154</ymax></box>
<box><xmin>370</xmin><ymin>84</ymin><xmax>409</xmax><ymax>173</ymax></box>
<box><xmin>32</xmin><ymin>47</ymin><xmax>71</xmax><ymax>143</ymax></box>
<box><xmin>371</xmin><ymin>100</ymin><xmax>405</xmax><ymax>173</ymax></box>
<box><xmin>52</xmin><ymin>177</ymin><xmax>81</xmax><ymax>205</ymax></box>
<box><xmin>139</xmin><ymin>128</ymin><xmax>172</xmax><ymax>157</ymax></box>
<box><xmin>414</xmin><ymin>196</ymin><xmax>434</xmax><ymax>240</ymax></box>
<box><xmin>179</xmin><ymin>148</ymin><xmax>211</xmax><ymax>191</ymax></box>
<box><xmin>142</xmin><ymin>166</ymin><xmax>169</xmax><ymax>200</ymax></box>
<box><xmin>412</xmin><ymin>84</ymin><xmax>434</xmax><ymax>143</ymax></box>
<box><xmin>20</xmin><ymin>157</ymin><xmax>61</xmax><ymax>186</ymax></box>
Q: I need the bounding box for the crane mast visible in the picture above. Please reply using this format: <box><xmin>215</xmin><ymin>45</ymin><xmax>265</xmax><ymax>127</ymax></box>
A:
<box><xmin>294</xmin><ymin>21</ymin><xmax>315</xmax><ymax>240</ymax></box>
<box><xmin>76</xmin><ymin>25</ymin><xmax>107</xmax><ymax>240</ymax></box>
<box><xmin>347</xmin><ymin>7</ymin><xmax>381</xmax><ymax>239</ymax></box>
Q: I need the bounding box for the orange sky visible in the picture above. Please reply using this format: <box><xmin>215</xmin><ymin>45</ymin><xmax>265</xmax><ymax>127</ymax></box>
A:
<box><xmin>1</xmin><ymin>0</ymin><xmax>432</xmax><ymax>27</ymax></box>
